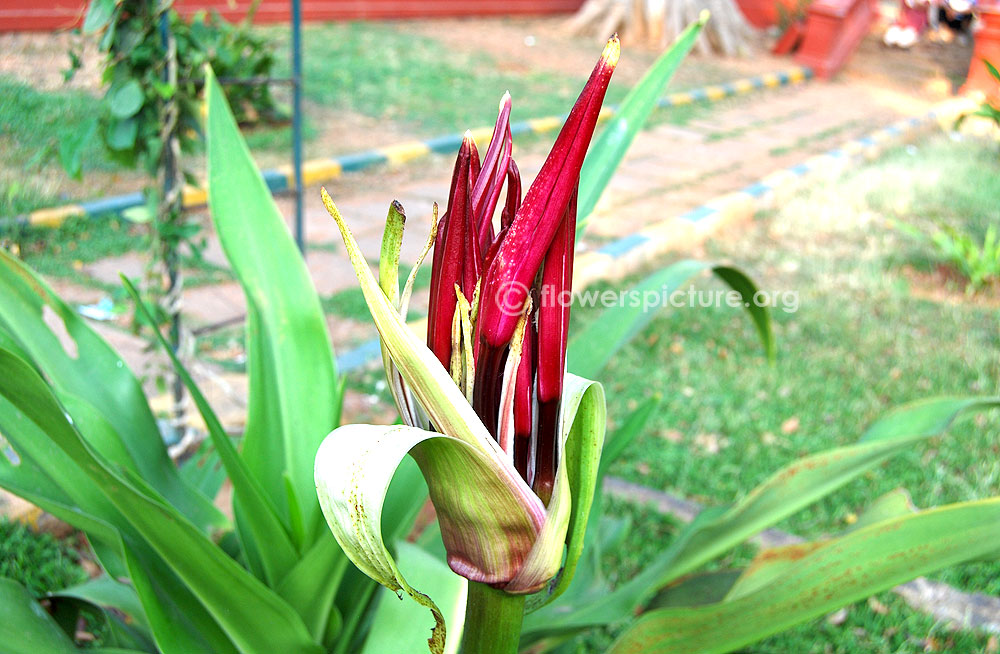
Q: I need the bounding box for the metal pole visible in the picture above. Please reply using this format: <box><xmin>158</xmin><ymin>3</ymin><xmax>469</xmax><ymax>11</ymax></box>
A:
<box><xmin>291</xmin><ymin>0</ymin><xmax>305</xmax><ymax>252</ymax></box>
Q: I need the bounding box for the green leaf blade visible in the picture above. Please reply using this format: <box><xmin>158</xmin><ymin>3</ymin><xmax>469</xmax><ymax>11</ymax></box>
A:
<box><xmin>205</xmin><ymin>65</ymin><xmax>341</xmax><ymax>543</ymax></box>
<box><xmin>0</xmin><ymin>348</ymin><xmax>323</xmax><ymax>654</ymax></box>
<box><xmin>122</xmin><ymin>276</ymin><xmax>300</xmax><ymax>585</ymax></box>
<box><xmin>608</xmin><ymin>498</ymin><xmax>1000</xmax><ymax>654</ymax></box>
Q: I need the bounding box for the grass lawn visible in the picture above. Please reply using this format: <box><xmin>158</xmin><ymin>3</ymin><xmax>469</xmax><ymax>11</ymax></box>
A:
<box><xmin>0</xmin><ymin>77</ymin><xmax>118</xmax><ymax>217</ymax></box>
<box><xmin>559</xmin><ymin>133</ymin><xmax>1000</xmax><ymax>652</ymax></box>
<box><xmin>1</xmin><ymin>19</ymin><xmax>731</xmax><ymax>218</ymax></box>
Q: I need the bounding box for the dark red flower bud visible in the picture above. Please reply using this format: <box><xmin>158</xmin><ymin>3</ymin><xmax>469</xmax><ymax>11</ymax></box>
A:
<box><xmin>476</xmin><ymin>37</ymin><xmax>619</xmax><ymax>351</ymax></box>
<box><xmin>426</xmin><ymin>134</ymin><xmax>478</xmax><ymax>368</ymax></box>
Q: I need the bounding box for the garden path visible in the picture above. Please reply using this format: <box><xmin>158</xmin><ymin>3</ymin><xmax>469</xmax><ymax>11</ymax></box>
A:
<box><xmin>30</xmin><ymin>28</ymin><xmax>970</xmax><ymax>429</ymax></box>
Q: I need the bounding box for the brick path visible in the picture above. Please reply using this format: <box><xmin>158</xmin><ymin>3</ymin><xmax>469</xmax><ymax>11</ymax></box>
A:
<box><xmin>38</xmin><ymin>48</ymin><xmax>952</xmax><ymax>429</ymax></box>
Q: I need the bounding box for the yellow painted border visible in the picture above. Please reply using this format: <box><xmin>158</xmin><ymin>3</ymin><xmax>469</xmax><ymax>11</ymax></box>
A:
<box><xmin>381</xmin><ymin>141</ymin><xmax>432</xmax><ymax>165</ymax></box>
<box><xmin>29</xmin><ymin>205</ymin><xmax>85</xmax><ymax>227</ymax></box>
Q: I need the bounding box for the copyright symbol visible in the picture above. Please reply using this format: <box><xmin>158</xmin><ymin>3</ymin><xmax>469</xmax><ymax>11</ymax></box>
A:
<box><xmin>495</xmin><ymin>280</ymin><xmax>531</xmax><ymax>318</ymax></box>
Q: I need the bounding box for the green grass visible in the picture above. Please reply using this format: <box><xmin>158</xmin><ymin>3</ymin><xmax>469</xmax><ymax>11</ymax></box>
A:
<box><xmin>867</xmin><ymin>138</ymin><xmax>1000</xmax><ymax>238</ymax></box>
<box><xmin>266</xmin><ymin>22</ymin><xmax>614</xmax><ymax>138</ymax></box>
<box><xmin>870</xmin><ymin>138</ymin><xmax>1000</xmax><ymax>276</ymax></box>
<box><xmin>564</xmin><ymin>134</ymin><xmax>1000</xmax><ymax>651</ymax></box>
<box><xmin>1</xmin><ymin>20</ymin><xmax>741</xmax><ymax>218</ymax></box>
<box><xmin>0</xmin><ymin>77</ymin><xmax>113</xmax><ymax>216</ymax></box>
<box><xmin>0</xmin><ymin>519</ymin><xmax>85</xmax><ymax>597</ymax></box>
<box><xmin>0</xmin><ymin>77</ymin><xmax>109</xmax><ymax>175</ymax></box>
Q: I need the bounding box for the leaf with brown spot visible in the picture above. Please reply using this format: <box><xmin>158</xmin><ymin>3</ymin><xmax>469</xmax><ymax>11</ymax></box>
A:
<box><xmin>608</xmin><ymin>498</ymin><xmax>1000</xmax><ymax>654</ymax></box>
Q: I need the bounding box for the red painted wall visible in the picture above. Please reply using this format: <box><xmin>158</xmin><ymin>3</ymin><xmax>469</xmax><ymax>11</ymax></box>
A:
<box><xmin>1</xmin><ymin>0</ymin><xmax>585</xmax><ymax>32</ymax></box>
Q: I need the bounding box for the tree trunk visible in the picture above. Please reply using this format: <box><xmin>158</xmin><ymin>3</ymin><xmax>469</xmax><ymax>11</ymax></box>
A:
<box><xmin>565</xmin><ymin>0</ymin><xmax>756</xmax><ymax>56</ymax></box>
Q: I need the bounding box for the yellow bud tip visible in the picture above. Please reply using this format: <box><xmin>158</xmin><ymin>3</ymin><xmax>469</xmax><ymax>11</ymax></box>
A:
<box><xmin>699</xmin><ymin>9</ymin><xmax>711</xmax><ymax>23</ymax></box>
<box><xmin>602</xmin><ymin>34</ymin><xmax>621</xmax><ymax>68</ymax></box>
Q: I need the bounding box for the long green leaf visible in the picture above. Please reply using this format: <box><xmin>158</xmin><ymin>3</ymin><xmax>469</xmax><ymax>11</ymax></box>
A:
<box><xmin>0</xmin><ymin>249</ymin><xmax>223</xmax><ymax>531</ymax></box>
<box><xmin>122</xmin><ymin>276</ymin><xmax>299</xmax><ymax>585</ymax></box>
<box><xmin>586</xmin><ymin>395</ymin><xmax>660</xmax><ymax>576</ymax></box>
<box><xmin>205</xmin><ymin>65</ymin><xmax>340</xmax><ymax>542</ymax></box>
<box><xmin>0</xmin><ymin>376</ymin><xmax>241</xmax><ymax>652</ymax></box>
<box><xmin>275</xmin><ymin>533</ymin><xmax>349</xmax><ymax>642</ymax></box>
<box><xmin>577</xmin><ymin>14</ymin><xmax>707</xmax><ymax>234</ymax></box>
<box><xmin>567</xmin><ymin>260</ymin><xmax>774</xmax><ymax>379</ymax></box>
<box><xmin>0</xmin><ymin>577</ymin><xmax>79</xmax><ymax>654</ymax></box>
<box><xmin>608</xmin><ymin>498</ymin><xmax>1000</xmax><ymax>654</ymax></box>
<box><xmin>54</xmin><ymin>576</ymin><xmax>150</xmax><ymax>634</ymax></box>
<box><xmin>122</xmin><ymin>547</ymin><xmax>241</xmax><ymax>654</ymax></box>
<box><xmin>597</xmin><ymin>395</ymin><xmax>661</xmax><ymax>482</ymax></box>
<box><xmin>524</xmin><ymin>396</ymin><xmax>1000</xmax><ymax>636</ymax></box>
<box><xmin>724</xmin><ymin>489</ymin><xmax>917</xmax><ymax>602</ymax></box>
<box><xmin>0</xmin><ymin>347</ymin><xmax>323</xmax><ymax>654</ymax></box>
<box><xmin>620</xmin><ymin>396</ymin><xmax>1000</xmax><ymax>602</ymax></box>
<box><xmin>860</xmin><ymin>396</ymin><xmax>997</xmax><ymax>442</ymax></box>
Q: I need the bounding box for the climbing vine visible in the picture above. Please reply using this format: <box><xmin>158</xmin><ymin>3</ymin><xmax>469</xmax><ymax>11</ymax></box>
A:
<box><xmin>64</xmin><ymin>0</ymin><xmax>279</xmax><ymax>435</ymax></box>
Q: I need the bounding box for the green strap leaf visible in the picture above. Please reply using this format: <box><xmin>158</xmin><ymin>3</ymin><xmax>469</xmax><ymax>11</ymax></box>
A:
<box><xmin>860</xmin><ymin>396</ymin><xmax>998</xmax><ymax>442</ymax></box>
<box><xmin>624</xmin><ymin>396</ymin><xmax>1000</xmax><ymax>599</ymax></box>
<box><xmin>577</xmin><ymin>14</ymin><xmax>707</xmax><ymax>234</ymax></box>
<box><xmin>0</xmin><ymin>577</ymin><xmax>79</xmax><ymax>654</ymax></box>
<box><xmin>122</xmin><ymin>546</ymin><xmax>241</xmax><ymax>654</ymax></box>
<box><xmin>53</xmin><ymin>576</ymin><xmax>149</xmax><ymax>633</ymax></box>
<box><xmin>0</xmin><ymin>390</ymin><xmax>240</xmax><ymax>652</ymax></box>
<box><xmin>0</xmin><ymin>249</ymin><xmax>223</xmax><ymax>532</ymax></box>
<box><xmin>122</xmin><ymin>276</ymin><xmax>299</xmax><ymax>585</ymax></box>
<box><xmin>522</xmin><ymin>395</ymin><xmax>1000</xmax><ymax>636</ymax></box>
<box><xmin>567</xmin><ymin>260</ymin><xmax>774</xmax><ymax>380</ymax></box>
<box><xmin>608</xmin><ymin>498</ymin><xmax>1000</xmax><ymax>654</ymax></box>
<box><xmin>597</xmin><ymin>394</ymin><xmax>661</xmax><ymax>482</ymax></box>
<box><xmin>315</xmin><ymin>424</ymin><xmax>545</xmax><ymax>654</ymax></box>
<box><xmin>723</xmin><ymin>489</ymin><xmax>917</xmax><ymax>602</ymax></box>
<box><xmin>0</xmin><ymin>347</ymin><xmax>323</xmax><ymax>654</ymax></box>
<box><xmin>584</xmin><ymin>394</ymin><xmax>660</xmax><ymax>584</ymax></box>
<box><xmin>206</xmin><ymin>65</ymin><xmax>341</xmax><ymax>542</ymax></box>
<box><xmin>274</xmin><ymin>533</ymin><xmax>349</xmax><ymax>643</ymax></box>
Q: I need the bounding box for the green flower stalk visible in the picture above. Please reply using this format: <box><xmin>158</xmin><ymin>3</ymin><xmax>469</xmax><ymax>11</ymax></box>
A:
<box><xmin>315</xmin><ymin>36</ymin><xmax>618</xmax><ymax>654</ymax></box>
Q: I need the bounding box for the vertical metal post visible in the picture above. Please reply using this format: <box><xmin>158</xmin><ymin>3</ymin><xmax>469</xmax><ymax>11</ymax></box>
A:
<box><xmin>291</xmin><ymin>0</ymin><xmax>305</xmax><ymax>252</ymax></box>
<box><xmin>159</xmin><ymin>7</ymin><xmax>185</xmax><ymax>440</ymax></box>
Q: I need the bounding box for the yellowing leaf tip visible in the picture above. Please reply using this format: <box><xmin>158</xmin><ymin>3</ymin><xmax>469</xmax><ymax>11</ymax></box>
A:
<box><xmin>602</xmin><ymin>34</ymin><xmax>621</xmax><ymax>67</ymax></box>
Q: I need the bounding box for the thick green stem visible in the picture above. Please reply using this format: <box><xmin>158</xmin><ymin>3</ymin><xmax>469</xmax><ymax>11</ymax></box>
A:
<box><xmin>461</xmin><ymin>582</ymin><xmax>526</xmax><ymax>654</ymax></box>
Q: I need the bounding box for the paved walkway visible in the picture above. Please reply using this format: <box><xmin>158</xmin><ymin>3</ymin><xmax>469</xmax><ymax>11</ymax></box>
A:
<box><xmin>42</xmin><ymin>50</ymin><xmax>952</xmax><ymax>428</ymax></box>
